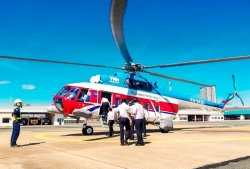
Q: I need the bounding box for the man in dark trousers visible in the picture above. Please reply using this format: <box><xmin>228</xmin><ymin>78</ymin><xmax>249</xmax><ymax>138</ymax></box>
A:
<box><xmin>143</xmin><ymin>116</ymin><xmax>147</xmax><ymax>137</ymax></box>
<box><xmin>99</xmin><ymin>97</ymin><xmax>110</xmax><ymax>119</ymax></box>
<box><xmin>130</xmin><ymin>98</ymin><xmax>145</xmax><ymax>146</ymax></box>
<box><xmin>115</xmin><ymin>98</ymin><xmax>131</xmax><ymax>146</ymax></box>
<box><xmin>10</xmin><ymin>99</ymin><xmax>23</xmax><ymax>148</ymax></box>
<box><xmin>107</xmin><ymin>107</ymin><xmax>115</xmax><ymax>137</ymax></box>
<box><xmin>128</xmin><ymin>100</ymin><xmax>136</xmax><ymax>140</ymax></box>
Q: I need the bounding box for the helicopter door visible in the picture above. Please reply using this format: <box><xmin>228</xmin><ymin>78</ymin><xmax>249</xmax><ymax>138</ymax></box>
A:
<box><xmin>101</xmin><ymin>91</ymin><xmax>112</xmax><ymax>104</ymax></box>
<box><xmin>144</xmin><ymin>102</ymin><xmax>155</xmax><ymax>123</ymax></box>
<box><xmin>155</xmin><ymin>104</ymin><xmax>162</xmax><ymax>123</ymax></box>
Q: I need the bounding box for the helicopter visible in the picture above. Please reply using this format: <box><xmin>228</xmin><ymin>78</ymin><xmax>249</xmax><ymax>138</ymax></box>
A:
<box><xmin>0</xmin><ymin>0</ymin><xmax>249</xmax><ymax>135</ymax></box>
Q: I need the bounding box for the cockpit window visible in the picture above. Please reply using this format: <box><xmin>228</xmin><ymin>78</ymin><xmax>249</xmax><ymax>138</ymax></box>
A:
<box><xmin>60</xmin><ymin>86</ymin><xmax>71</xmax><ymax>97</ymax></box>
<box><xmin>126</xmin><ymin>78</ymin><xmax>152</xmax><ymax>91</ymax></box>
<box><xmin>56</xmin><ymin>86</ymin><xmax>66</xmax><ymax>96</ymax></box>
<box><xmin>77</xmin><ymin>89</ymin><xmax>88</xmax><ymax>102</ymax></box>
<box><xmin>67</xmin><ymin>88</ymin><xmax>80</xmax><ymax>100</ymax></box>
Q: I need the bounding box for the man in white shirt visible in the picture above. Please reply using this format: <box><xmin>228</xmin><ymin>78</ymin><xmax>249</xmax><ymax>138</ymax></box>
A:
<box><xmin>100</xmin><ymin>97</ymin><xmax>110</xmax><ymax>119</ymax></box>
<box><xmin>130</xmin><ymin>98</ymin><xmax>145</xmax><ymax>146</ymax></box>
<box><xmin>107</xmin><ymin>107</ymin><xmax>115</xmax><ymax>137</ymax></box>
<box><xmin>115</xmin><ymin>98</ymin><xmax>131</xmax><ymax>146</ymax></box>
<box><xmin>129</xmin><ymin>100</ymin><xmax>136</xmax><ymax>140</ymax></box>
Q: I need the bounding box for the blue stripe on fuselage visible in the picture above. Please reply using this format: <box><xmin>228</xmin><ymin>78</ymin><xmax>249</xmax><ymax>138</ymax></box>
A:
<box><xmin>87</xmin><ymin>105</ymin><xmax>118</xmax><ymax>112</ymax></box>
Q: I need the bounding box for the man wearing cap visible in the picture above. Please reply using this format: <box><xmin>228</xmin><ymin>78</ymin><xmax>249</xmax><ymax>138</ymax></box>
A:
<box><xmin>130</xmin><ymin>98</ymin><xmax>145</xmax><ymax>146</ymax></box>
<box><xmin>10</xmin><ymin>99</ymin><xmax>23</xmax><ymax>148</ymax></box>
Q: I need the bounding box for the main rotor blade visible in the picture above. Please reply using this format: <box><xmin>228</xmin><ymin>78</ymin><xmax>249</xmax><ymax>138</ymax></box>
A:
<box><xmin>143</xmin><ymin>70</ymin><xmax>211</xmax><ymax>86</ymax></box>
<box><xmin>0</xmin><ymin>56</ymin><xmax>120</xmax><ymax>69</ymax></box>
<box><xmin>236</xmin><ymin>95</ymin><xmax>244</xmax><ymax>106</ymax></box>
<box><xmin>232</xmin><ymin>74</ymin><xmax>236</xmax><ymax>91</ymax></box>
<box><xmin>144</xmin><ymin>55</ymin><xmax>250</xmax><ymax>69</ymax></box>
<box><xmin>110</xmin><ymin>0</ymin><xmax>133</xmax><ymax>65</ymax></box>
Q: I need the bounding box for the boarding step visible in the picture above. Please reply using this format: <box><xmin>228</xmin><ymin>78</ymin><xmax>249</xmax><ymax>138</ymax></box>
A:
<box><xmin>99</xmin><ymin>116</ymin><xmax>108</xmax><ymax>127</ymax></box>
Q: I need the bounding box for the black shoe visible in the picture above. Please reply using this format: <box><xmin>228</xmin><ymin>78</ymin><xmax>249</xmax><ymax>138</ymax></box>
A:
<box><xmin>135</xmin><ymin>143</ymin><xmax>144</xmax><ymax>146</ymax></box>
<box><xmin>120</xmin><ymin>143</ymin><xmax>125</xmax><ymax>146</ymax></box>
<box><xmin>124</xmin><ymin>140</ymin><xmax>129</xmax><ymax>146</ymax></box>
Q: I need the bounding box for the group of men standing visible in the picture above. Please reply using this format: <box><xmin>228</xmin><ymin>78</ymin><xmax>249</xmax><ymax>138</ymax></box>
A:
<box><xmin>10</xmin><ymin>96</ymin><xmax>147</xmax><ymax>147</ymax></box>
<box><xmin>100</xmin><ymin>96</ymin><xmax>147</xmax><ymax>146</ymax></box>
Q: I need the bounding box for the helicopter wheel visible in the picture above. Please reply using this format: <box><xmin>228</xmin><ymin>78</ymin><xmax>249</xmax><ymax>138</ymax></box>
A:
<box><xmin>82</xmin><ymin>126</ymin><xmax>94</xmax><ymax>135</ymax></box>
<box><xmin>159</xmin><ymin>128</ymin><xmax>169</xmax><ymax>133</ymax></box>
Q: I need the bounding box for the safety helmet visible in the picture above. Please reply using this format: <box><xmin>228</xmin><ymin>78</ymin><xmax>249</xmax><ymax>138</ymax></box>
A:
<box><xmin>14</xmin><ymin>99</ymin><xmax>22</xmax><ymax>104</ymax></box>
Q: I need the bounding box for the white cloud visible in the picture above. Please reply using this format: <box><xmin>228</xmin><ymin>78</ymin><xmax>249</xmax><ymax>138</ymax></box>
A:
<box><xmin>22</xmin><ymin>84</ymin><xmax>36</xmax><ymax>90</ymax></box>
<box><xmin>0</xmin><ymin>81</ymin><xmax>11</xmax><ymax>84</ymax></box>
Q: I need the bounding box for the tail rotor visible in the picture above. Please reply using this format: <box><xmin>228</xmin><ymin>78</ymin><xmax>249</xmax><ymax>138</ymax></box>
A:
<box><xmin>228</xmin><ymin>75</ymin><xmax>244</xmax><ymax>106</ymax></box>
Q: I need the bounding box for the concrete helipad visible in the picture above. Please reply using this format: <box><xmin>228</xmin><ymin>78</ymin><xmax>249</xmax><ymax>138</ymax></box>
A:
<box><xmin>1</xmin><ymin>121</ymin><xmax>250</xmax><ymax>169</ymax></box>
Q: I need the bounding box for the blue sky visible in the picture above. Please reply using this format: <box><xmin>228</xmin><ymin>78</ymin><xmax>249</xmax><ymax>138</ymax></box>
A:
<box><xmin>0</xmin><ymin>0</ymin><xmax>250</xmax><ymax>107</ymax></box>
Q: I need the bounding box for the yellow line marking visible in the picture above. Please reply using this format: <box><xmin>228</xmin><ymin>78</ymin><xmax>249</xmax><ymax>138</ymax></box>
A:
<box><xmin>34</xmin><ymin>133</ymin><xmax>250</xmax><ymax>143</ymax></box>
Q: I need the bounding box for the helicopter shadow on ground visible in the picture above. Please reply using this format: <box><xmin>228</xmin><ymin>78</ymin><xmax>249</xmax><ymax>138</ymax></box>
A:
<box><xmin>140</xmin><ymin>126</ymin><xmax>230</xmax><ymax>134</ymax></box>
<box><xmin>61</xmin><ymin>131</ymin><xmax>154</xmax><ymax>142</ymax></box>
<box><xmin>60</xmin><ymin>126</ymin><xmax>233</xmax><ymax>142</ymax></box>
<box><xmin>19</xmin><ymin>142</ymin><xmax>46</xmax><ymax>147</ymax></box>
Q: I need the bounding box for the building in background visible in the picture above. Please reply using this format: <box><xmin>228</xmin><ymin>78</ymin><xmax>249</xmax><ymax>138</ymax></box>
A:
<box><xmin>200</xmin><ymin>85</ymin><xmax>216</xmax><ymax>102</ymax></box>
<box><xmin>0</xmin><ymin>106</ymin><xmax>64</xmax><ymax>126</ymax></box>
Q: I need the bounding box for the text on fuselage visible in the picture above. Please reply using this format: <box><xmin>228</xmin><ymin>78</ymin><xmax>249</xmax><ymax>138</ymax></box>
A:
<box><xmin>189</xmin><ymin>98</ymin><xmax>204</xmax><ymax>105</ymax></box>
<box><xmin>110</xmin><ymin>77</ymin><xmax>119</xmax><ymax>83</ymax></box>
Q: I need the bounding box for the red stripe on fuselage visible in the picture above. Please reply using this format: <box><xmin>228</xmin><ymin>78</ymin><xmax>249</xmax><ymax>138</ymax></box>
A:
<box><xmin>112</xmin><ymin>93</ymin><xmax>179</xmax><ymax>114</ymax></box>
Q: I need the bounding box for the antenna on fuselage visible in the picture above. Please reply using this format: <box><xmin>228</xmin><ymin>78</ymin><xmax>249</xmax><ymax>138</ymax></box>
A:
<box><xmin>168</xmin><ymin>82</ymin><xmax>172</xmax><ymax>91</ymax></box>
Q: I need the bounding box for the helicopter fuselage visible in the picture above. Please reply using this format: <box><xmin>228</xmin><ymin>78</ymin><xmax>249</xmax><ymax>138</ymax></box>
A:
<box><xmin>51</xmin><ymin>72</ymin><xmax>225</xmax><ymax>120</ymax></box>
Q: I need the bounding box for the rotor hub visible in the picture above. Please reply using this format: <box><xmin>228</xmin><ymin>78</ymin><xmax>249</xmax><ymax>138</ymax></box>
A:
<box><xmin>121</xmin><ymin>63</ymin><xmax>145</xmax><ymax>74</ymax></box>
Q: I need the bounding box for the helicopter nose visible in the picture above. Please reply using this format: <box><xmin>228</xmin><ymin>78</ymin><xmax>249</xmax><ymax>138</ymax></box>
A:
<box><xmin>47</xmin><ymin>105</ymin><xmax>63</xmax><ymax>114</ymax></box>
<box><xmin>54</xmin><ymin>97</ymin><xmax>65</xmax><ymax>113</ymax></box>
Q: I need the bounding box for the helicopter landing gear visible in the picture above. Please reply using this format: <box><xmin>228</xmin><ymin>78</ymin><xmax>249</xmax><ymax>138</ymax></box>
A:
<box><xmin>159</xmin><ymin>128</ymin><xmax>169</xmax><ymax>133</ymax></box>
<box><xmin>159</xmin><ymin>120</ymin><xmax>173</xmax><ymax>133</ymax></box>
<box><xmin>82</xmin><ymin>121</ymin><xmax>94</xmax><ymax>135</ymax></box>
<box><xmin>82</xmin><ymin>126</ymin><xmax>94</xmax><ymax>135</ymax></box>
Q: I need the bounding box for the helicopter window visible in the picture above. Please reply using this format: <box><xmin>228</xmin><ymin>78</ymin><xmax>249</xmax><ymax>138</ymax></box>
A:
<box><xmin>56</xmin><ymin>86</ymin><xmax>65</xmax><ymax>96</ymax></box>
<box><xmin>67</xmin><ymin>88</ymin><xmax>80</xmax><ymax>100</ymax></box>
<box><xmin>144</xmin><ymin>103</ymin><xmax>149</xmax><ymax>111</ymax></box>
<box><xmin>85</xmin><ymin>90</ymin><xmax>98</xmax><ymax>103</ymax></box>
<box><xmin>77</xmin><ymin>89</ymin><xmax>88</xmax><ymax>102</ymax></box>
<box><xmin>126</xmin><ymin>99</ymin><xmax>131</xmax><ymax>104</ymax></box>
<box><xmin>126</xmin><ymin>78</ymin><xmax>152</xmax><ymax>91</ymax></box>
<box><xmin>60</xmin><ymin>86</ymin><xmax>71</xmax><ymax>97</ymax></box>
<box><xmin>155</xmin><ymin>105</ymin><xmax>160</xmax><ymax>112</ymax></box>
<box><xmin>115</xmin><ymin>98</ymin><xmax>120</xmax><ymax>107</ymax></box>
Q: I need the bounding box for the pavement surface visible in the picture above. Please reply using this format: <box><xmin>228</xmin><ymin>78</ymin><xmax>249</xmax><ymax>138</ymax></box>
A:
<box><xmin>0</xmin><ymin>121</ymin><xmax>250</xmax><ymax>169</ymax></box>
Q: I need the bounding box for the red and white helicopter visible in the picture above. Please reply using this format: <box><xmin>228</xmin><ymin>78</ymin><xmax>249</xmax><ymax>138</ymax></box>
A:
<box><xmin>1</xmin><ymin>0</ymin><xmax>249</xmax><ymax>135</ymax></box>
